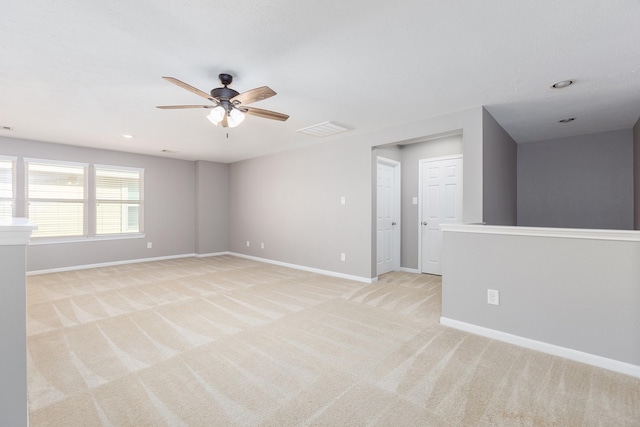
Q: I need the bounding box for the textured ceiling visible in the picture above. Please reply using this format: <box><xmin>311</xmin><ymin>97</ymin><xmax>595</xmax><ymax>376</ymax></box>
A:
<box><xmin>1</xmin><ymin>1</ymin><xmax>639</xmax><ymax>163</ymax></box>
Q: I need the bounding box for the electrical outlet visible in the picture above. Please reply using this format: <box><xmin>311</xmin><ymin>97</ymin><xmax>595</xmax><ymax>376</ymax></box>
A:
<box><xmin>261</xmin><ymin>243</ymin><xmax>264</xmax><ymax>249</ymax></box>
<box><xmin>246</xmin><ymin>240</ymin><xmax>250</xmax><ymax>247</ymax></box>
<box><xmin>412</xmin><ymin>197</ymin><xmax>418</xmax><ymax>205</ymax></box>
<box><xmin>147</xmin><ymin>242</ymin><xmax>152</xmax><ymax>249</ymax></box>
<box><xmin>340</xmin><ymin>253</ymin><xmax>346</xmax><ymax>262</ymax></box>
<box><xmin>487</xmin><ymin>289</ymin><xmax>500</xmax><ymax>306</ymax></box>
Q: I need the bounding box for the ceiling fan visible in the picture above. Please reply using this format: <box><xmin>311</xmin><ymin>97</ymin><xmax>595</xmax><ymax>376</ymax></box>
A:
<box><xmin>157</xmin><ymin>73</ymin><xmax>289</xmax><ymax>128</ymax></box>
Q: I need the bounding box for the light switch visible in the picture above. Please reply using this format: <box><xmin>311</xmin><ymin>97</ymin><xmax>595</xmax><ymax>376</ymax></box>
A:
<box><xmin>340</xmin><ymin>196</ymin><xmax>346</xmax><ymax>205</ymax></box>
<box><xmin>412</xmin><ymin>197</ymin><xmax>418</xmax><ymax>205</ymax></box>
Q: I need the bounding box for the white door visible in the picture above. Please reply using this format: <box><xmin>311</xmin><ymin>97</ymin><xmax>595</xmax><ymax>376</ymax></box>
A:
<box><xmin>420</xmin><ymin>156</ymin><xmax>462</xmax><ymax>275</ymax></box>
<box><xmin>377</xmin><ymin>158</ymin><xmax>400</xmax><ymax>275</ymax></box>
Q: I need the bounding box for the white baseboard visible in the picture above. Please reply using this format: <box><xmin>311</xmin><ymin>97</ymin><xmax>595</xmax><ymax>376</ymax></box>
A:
<box><xmin>195</xmin><ymin>251</ymin><xmax>231</xmax><ymax>258</ymax></box>
<box><xmin>229</xmin><ymin>252</ymin><xmax>375</xmax><ymax>283</ymax></box>
<box><xmin>400</xmin><ymin>267</ymin><xmax>420</xmax><ymax>273</ymax></box>
<box><xmin>27</xmin><ymin>251</ymin><xmax>376</xmax><ymax>284</ymax></box>
<box><xmin>27</xmin><ymin>253</ymin><xmax>198</xmax><ymax>276</ymax></box>
<box><xmin>440</xmin><ymin>317</ymin><xmax>640</xmax><ymax>379</ymax></box>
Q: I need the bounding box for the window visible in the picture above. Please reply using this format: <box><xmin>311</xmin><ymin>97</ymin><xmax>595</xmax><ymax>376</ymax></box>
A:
<box><xmin>25</xmin><ymin>159</ymin><xmax>87</xmax><ymax>238</ymax></box>
<box><xmin>0</xmin><ymin>157</ymin><xmax>16</xmax><ymax>219</ymax></box>
<box><xmin>95</xmin><ymin>165</ymin><xmax>143</xmax><ymax>235</ymax></box>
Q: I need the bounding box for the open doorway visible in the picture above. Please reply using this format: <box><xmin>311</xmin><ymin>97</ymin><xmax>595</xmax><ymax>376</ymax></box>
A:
<box><xmin>373</xmin><ymin>131</ymin><xmax>463</xmax><ymax>276</ymax></box>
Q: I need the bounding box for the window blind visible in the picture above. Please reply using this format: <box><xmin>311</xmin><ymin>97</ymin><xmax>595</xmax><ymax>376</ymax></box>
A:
<box><xmin>95</xmin><ymin>166</ymin><xmax>143</xmax><ymax>235</ymax></box>
<box><xmin>0</xmin><ymin>158</ymin><xmax>15</xmax><ymax>219</ymax></box>
<box><xmin>26</xmin><ymin>160</ymin><xmax>87</xmax><ymax>238</ymax></box>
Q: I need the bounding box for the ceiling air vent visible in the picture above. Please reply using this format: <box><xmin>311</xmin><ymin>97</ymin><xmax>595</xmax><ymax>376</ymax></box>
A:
<box><xmin>297</xmin><ymin>121</ymin><xmax>350</xmax><ymax>137</ymax></box>
<box><xmin>1</xmin><ymin>126</ymin><xmax>13</xmax><ymax>131</ymax></box>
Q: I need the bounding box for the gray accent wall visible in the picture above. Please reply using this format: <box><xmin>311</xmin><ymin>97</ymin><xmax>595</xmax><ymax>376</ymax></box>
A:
<box><xmin>517</xmin><ymin>129</ymin><xmax>634</xmax><ymax>230</ymax></box>
<box><xmin>634</xmin><ymin>117</ymin><xmax>640</xmax><ymax>230</ymax></box>
<box><xmin>195</xmin><ymin>160</ymin><xmax>229</xmax><ymax>254</ymax></box>
<box><xmin>482</xmin><ymin>108</ymin><xmax>517</xmax><ymax>225</ymax></box>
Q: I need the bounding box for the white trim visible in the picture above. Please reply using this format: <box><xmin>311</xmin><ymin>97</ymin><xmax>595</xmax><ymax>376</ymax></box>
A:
<box><xmin>440</xmin><ymin>223</ymin><xmax>640</xmax><ymax>242</ymax></box>
<box><xmin>376</xmin><ymin>156</ymin><xmax>401</xmax><ymax>275</ymax></box>
<box><xmin>440</xmin><ymin>317</ymin><xmax>640</xmax><ymax>379</ymax></box>
<box><xmin>0</xmin><ymin>155</ymin><xmax>17</xmax><ymax>162</ymax></box>
<box><xmin>229</xmin><ymin>252</ymin><xmax>376</xmax><ymax>283</ymax></box>
<box><xmin>418</xmin><ymin>155</ymin><xmax>463</xmax><ymax>274</ymax></box>
<box><xmin>27</xmin><ymin>253</ymin><xmax>197</xmax><ymax>276</ymax></box>
<box><xmin>23</xmin><ymin>157</ymin><xmax>89</xmax><ymax>168</ymax></box>
<box><xmin>94</xmin><ymin>164</ymin><xmax>144</xmax><ymax>173</ymax></box>
<box><xmin>28</xmin><ymin>233</ymin><xmax>145</xmax><ymax>245</ymax></box>
<box><xmin>26</xmin><ymin>251</ymin><xmax>376</xmax><ymax>283</ymax></box>
<box><xmin>400</xmin><ymin>267</ymin><xmax>420</xmax><ymax>273</ymax></box>
<box><xmin>195</xmin><ymin>251</ymin><xmax>231</xmax><ymax>258</ymax></box>
<box><xmin>419</xmin><ymin>154</ymin><xmax>464</xmax><ymax>163</ymax></box>
<box><xmin>0</xmin><ymin>217</ymin><xmax>36</xmax><ymax>246</ymax></box>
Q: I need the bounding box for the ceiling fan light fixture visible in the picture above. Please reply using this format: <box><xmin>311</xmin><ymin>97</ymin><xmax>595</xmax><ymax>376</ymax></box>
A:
<box><xmin>227</xmin><ymin>108</ymin><xmax>245</xmax><ymax>128</ymax></box>
<box><xmin>207</xmin><ymin>106</ymin><xmax>226</xmax><ymax>125</ymax></box>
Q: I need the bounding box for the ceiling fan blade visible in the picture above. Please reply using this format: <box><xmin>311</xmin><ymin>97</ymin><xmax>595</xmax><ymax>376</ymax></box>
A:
<box><xmin>242</xmin><ymin>106</ymin><xmax>289</xmax><ymax>121</ymax></box>
<box><xmin>231</xmin><ymin>86</ymin><xmax>276</xmax><ymax>105</ymax></box>
<box><xmin>162</xmin><ymin>77</ymin><xmax>216</xmax><ymax>101</ymax></box>
<box><xmin>156</xmin><ymin>105</ymin><xmax>213</xmax><ymax>109</ymax></box>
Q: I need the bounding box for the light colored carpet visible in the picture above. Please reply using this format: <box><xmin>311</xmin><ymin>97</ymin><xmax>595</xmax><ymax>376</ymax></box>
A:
<box><xmin>26</xmin><ymin>255</ymin><xmax>640</xmax><ymax>426</ymax></box>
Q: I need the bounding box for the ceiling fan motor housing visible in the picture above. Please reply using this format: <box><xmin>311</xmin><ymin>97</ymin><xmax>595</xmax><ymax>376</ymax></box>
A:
<box><xmin>211</xmin><ymin>73</ymin><xmax>239</xmax><ymax>105</ymax></box>
<box><xmin>211</xmin><ymin>86</ymin><xmax>239</xmax><ymax>101</ymax></box>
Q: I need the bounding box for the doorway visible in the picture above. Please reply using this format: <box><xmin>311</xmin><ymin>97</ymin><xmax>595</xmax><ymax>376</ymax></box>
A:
<box><xmin>376</xmin><ymin>157</ymin><xmax>401</xmax><ymax>275</ymax></box>
<box><xmin>419</xmin><ymin>155</ymin><xmax>463</xmax><ymax>275</ymax></box>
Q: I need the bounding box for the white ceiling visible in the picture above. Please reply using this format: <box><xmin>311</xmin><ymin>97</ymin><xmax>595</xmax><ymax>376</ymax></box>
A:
<box><xmin>2</xmin><ymin>1</ymin><xmax>640</xmax><ymax>163</ymax></box>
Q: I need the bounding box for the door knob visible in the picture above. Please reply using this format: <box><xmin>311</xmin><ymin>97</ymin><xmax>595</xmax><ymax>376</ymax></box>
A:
<box><xmin>422</xmin><ymin>221</ymin><xmax>428</xmax><ymax>226</ymax></box>
<box><xmin>392</xmin><ymin>222</ymin><xmax>397</xmax><ymax>226</ymax></box>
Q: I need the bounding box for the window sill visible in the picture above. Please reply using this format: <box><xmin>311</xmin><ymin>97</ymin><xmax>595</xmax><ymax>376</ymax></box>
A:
<box><xmin>29</xmin><ymin>233</ymin><xmax>145</xmax><ymax>245</ymax></box>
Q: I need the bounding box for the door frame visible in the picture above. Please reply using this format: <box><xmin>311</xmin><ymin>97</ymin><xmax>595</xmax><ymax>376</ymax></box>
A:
<box><xmin>418</xmin><ymin>154</ymin><xmax>463</xmax><ymax>274</ymax></box>
<box><xmin>376</xmin><ymin>156</ymin><xmax>401</xmax><ymax>276</ymax></box>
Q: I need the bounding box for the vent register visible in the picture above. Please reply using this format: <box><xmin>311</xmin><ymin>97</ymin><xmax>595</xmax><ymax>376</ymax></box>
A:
<box><xmin>297</xmin><ymin>121</ymin><xmax>350</xmax><ymax>137</ymax></box>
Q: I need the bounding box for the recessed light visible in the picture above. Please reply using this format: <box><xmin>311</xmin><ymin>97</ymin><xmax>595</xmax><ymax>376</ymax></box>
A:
<box><xmin>558</xmin><ymin>118</ymin><xmax>576</xmax><ymax>123</ymax></box>
<box><xmin>122</xmin><ymin>134</ymin><xmax>134</xmax><ymax>139</ymax></box>
<box><xmin>551</xmin><ymin>80</ymin><xmax>575</xmax><ymax>89</ymax></box>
